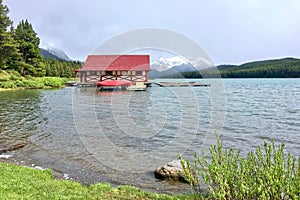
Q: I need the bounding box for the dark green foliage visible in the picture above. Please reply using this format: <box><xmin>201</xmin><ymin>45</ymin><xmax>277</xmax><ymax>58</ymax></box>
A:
<box><xmin>180</xmin><ymin>137</ymin><xmax>300</xmax><ymax>199</ymax></box>
<box><xmin>0</xmin><ymin>0</ymin><xmax>20</xmax><ymax>70</ymax></box>
<box><xmin>14</xmin><ymin>19</ymin><xmax>45</xmax><ymax>76</ymax></box>
<box><xmin>14</xmin><ymin>20</ymin><xmax>40</xmax><ymax>63</ymax></box>
<box><xmin>43</xmin><ymin>58</ymin><xmax>82</xmax><ymax>78</ymax></box>
<box><xmin>170</xmin><ymin>58</ymin><xmax>300</xmax><ymax>78</ymax></box>
<box><xmin>0</xmin><ymin>1</ymin><xmax>83</xmax><ymax>87</ymax></box>
<box><xmin>218</xmin><ymin>58</ymin><xmax>300</xmax><ymax>78</ymax></box>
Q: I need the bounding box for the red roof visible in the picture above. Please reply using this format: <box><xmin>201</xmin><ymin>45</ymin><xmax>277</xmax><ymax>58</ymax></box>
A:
<box><xmin>79</xmin><ymin>55</ymin><xmax>150</xmax><ymax>71</ymax></box>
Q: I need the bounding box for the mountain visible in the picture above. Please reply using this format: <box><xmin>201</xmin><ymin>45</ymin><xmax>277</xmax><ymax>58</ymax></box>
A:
<box><xmin>183</xmin><ymin>57</ymin><xmax>300</xmax><ymax>78</ymax></box>
<box><xmin>150</xmin><ymin>56</ymin><xmax>212</xmax><ymax>78</ymax></box>
<box><xmin>218</xmin><ymin>57</ymin><xmax>300</xmax><ymax>71</ymax></box>
<box><xmin>151</xmin><ymin>57</ymin><xmax>187</xmax><ymax>72</ymax></box>
<box><xmin>40</xmin><ymin>48</ymin><xmax>63</xmax><ymax>60</ymax></box>
<box><xmin>150</xmin><ymin>57</ymin><xmax>300</xmax><ymax>78</ymax></box>
<box><xmin>40</xmin><ymin>47</ymin><xmax>71</xmax><ymax>61</ymax></box>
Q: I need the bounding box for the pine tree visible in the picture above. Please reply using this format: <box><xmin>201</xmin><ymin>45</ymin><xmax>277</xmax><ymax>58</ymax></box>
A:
<box><xmin>6</xmin><ymin>26</ymin><xmax>23</xmax><ymax>71</ymax></box>
<box><xmin>14</xmin><ymin>19</ymin><xmax>45</xmax><ymax>76</ymax></box>
<box><xmin>0</xmin><ymin>0</ymin><xmax>20</xmax><ymax>70</ymax></box>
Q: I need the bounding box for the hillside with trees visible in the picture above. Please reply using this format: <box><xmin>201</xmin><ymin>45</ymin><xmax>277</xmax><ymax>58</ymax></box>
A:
<box><xmin>165</xmin><ymin>57</ymin><xmax>300</xmax><ymax>78</ymax></box>
<box><xmin>0</xmin><ymin>0</ymin><xmax>82</xmax><ymax>88</ymax></box>
<box><xmin>217</xmin><ymin>57</ymin><xmax>300</xmax><ymax>78</ymax></box>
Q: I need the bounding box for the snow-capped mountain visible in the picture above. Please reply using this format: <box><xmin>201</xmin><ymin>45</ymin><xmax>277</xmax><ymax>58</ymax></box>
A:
<box><xmin>150</xmin><ymin>56</ymin><xmax>213</xmax><ymax>78</ymax></box>
<box><xmin>151</xmin><ymin>57</ymin><xmax>187</xmax><ymax>72</ymax></box>
<box><xmin>45</xmin><ymin>47</ymin><xmax>72</xmax><ymax>61</ymax></box>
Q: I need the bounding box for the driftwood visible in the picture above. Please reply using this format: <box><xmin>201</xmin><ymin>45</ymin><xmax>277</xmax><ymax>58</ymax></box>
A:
<box><xmin>0</xmin><ymin>142</ymin><xmax>28</xmax><ymax>154</ymax></box>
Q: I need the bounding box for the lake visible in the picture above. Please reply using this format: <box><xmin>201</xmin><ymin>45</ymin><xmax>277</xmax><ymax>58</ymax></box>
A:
<box><xmin>0</xmin><ymin>78</ymin><xmax>299</xmax><ymax>193</ymax></box>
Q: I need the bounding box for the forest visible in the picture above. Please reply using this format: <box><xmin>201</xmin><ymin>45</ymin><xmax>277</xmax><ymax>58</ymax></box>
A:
<box><xmin>0</xmin><ymin>0</ymin><xmax>82</xmax><ymax>88</ymax></box>
<box><xmin>165</xmin><ymin>57</ymin><xmax>300</xmax><ymax>79</ymax></box>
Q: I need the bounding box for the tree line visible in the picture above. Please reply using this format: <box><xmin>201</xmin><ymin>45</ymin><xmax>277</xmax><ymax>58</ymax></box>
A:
<box><xmin>0</xmin><ymin>0</ymin><xmax>82</xmax><ymax>78</ymax></box>
<box><xmin>163</xmin><ymin>57</ymin><xmax>300</xmax><ymax>78</ymax></box>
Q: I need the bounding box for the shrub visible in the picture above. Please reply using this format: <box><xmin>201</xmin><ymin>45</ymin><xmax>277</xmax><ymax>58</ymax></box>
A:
<box><xmin>0</xmin><ymin>71</ymin><xmax>10</xmax><ymax>82</ymax></box>
<box><xmin>0</xmin><ymin>77</ymin><xmax>9</xmax><ymax>82</ymax></box>
<box><xmin>8</xmin><ymin>70</ymin><xmax>23</xmax><ymax>81</ymax></box>
<box><xmin>15</xmin><ymin>80</ymin><xmax>25</xmax><ymax>87</ymax></box>
<box><xmin>20</xmin><ymin>79</ymin><xmax>44</xmax><ymax>89</ymax></box>
<box><xmin>0</xmin><ymin>81</ymin><xmax>17</xmax><ymax>88</ymax></box>
<box><xmin>40</xmin><ymin>77</ymin><xmax>65</xmax><ymax>87</ymax></box>
<box><xmin>179</xmin><ymin>137</ymin><xmax>300</xmax><ymax>200</ymax></box>
<box><xmin>0</xmin><ymin>70</ymin><xmax>70</xmax><ymax>89</ymax></box>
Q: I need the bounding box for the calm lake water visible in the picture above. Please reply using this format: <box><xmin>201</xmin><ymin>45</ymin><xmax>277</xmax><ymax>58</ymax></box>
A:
<box><xmin>0</xmin><ymin>78</ymin><xmax>299</xmax><ymax>193</ymax></box>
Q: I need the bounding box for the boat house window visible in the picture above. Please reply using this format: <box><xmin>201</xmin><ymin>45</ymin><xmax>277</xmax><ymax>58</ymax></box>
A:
<box><xmin>136</xmin><ymin>71</ymin><xmax>143</xmax><ymax>75</ymax></box>
<box><xmin>122</xmin><ymin>71</ymin><xmax>130</xmax><ymax>75</ymax></box>
<box><xmin>90</xmin><ymin>71</ymin><xmax>97</xmax><ymax>76</ymax></box>
<box><xmin>106</xmin><ymin>71</ymin><xmax>113</xmax><ymax>75</ymax></box>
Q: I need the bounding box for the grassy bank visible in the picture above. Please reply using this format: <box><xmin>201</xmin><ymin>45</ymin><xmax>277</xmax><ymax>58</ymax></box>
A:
<box><xmin>0</xmin><ymin>162</ymin><xmax>196</xmax><ymax>200</ymax></box>
<box><xmin>0</xmin><ymin>70</ymin><xmax>70</xmax><ymax>89</ymax></box>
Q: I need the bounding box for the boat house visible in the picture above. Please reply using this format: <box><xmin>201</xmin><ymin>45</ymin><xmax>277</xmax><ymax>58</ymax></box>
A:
<box><xmin>75</xmin><ymin>55</ymin><xmax>150</xmax><ymax>84</ymax></box>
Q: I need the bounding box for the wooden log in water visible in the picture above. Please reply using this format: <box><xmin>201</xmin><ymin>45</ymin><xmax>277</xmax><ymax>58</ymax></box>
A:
<box><xmin>0</xmin><ymin>142</ymin><xmax>28</xmax><ymax>154</ymax></box>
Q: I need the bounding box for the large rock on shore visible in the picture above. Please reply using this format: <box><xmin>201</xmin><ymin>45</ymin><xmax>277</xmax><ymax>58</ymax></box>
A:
<box><xmin>154</xmin><ymin>160</ymin><xmax>187</xmax><ymax>183</ymax></box>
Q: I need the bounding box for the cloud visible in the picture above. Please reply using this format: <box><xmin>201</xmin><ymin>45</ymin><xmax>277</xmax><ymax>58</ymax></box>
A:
<box><xmin>3</xmin><ymin>0</ymin><xmax>300</xmax><ymax>63</ymax></box>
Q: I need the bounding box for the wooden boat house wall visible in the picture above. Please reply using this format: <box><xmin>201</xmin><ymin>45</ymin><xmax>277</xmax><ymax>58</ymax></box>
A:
<box><xmin>75</xmin><ymin>55</ymin><xmax>150</xmax><ymax>84</ymax></box>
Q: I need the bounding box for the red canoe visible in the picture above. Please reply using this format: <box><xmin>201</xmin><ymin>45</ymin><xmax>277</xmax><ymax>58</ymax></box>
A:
<box><xmin>96</xmin><ymin>80</ymin><xmax>133</xmax><ymax>87</ymax></box>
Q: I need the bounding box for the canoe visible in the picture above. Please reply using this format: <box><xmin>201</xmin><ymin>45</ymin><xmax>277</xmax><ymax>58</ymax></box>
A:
<box><xmin>96</xmin><ymin>80</ymin><xmax>133</xmax><ymax>87</ymax></box>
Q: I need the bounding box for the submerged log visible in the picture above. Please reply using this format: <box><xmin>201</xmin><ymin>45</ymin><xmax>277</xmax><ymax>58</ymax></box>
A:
<box><xmin>0</xmin><ymin>142</ymin><xmax>28</xmax><ymax>154</ymax></box>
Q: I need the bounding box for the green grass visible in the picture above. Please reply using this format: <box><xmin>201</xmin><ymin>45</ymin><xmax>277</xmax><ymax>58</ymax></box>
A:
<box><xmin>0</xmin><ymin>162</ymin><xmax>196</xmax><ymax>200</ymax></box>
<box><xmin>0</xmin><ymin>70</ymin><xmax>69</xmax><ymax>89</ymax></box>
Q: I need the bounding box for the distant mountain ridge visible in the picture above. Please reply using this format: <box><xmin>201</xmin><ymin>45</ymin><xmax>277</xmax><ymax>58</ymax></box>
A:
<box><xmin>149</xmin><ymin>57</ymin><xmax>300</xmax><ymax>78</ymax></box>
<box><xmin>149</xmin><ymin>64</ymin><xmax>197</xmax><ymax>78</ymax></box>
<box><xmin>217</xmin><ymin>57</ymin><xmax>300</xmax><ymax>70</ymax></box>
<box><xmin>162</xmin><ymin>57</ymin><xmax>300</xmax><ymax>78</ymax></box>
<box><xmin>40</xmin><ymin>48</ymin><xmax>71</xmax><ymax>61</ymax></box>
<box><xmin>150</xmin><ymin>56</ymin><xmax>212</xmax><ymax>78</ymax></box>
<box><xmin>151</xmin><ymin>57</ymin><xmax>188</xmax><ymax>72</ymax></box>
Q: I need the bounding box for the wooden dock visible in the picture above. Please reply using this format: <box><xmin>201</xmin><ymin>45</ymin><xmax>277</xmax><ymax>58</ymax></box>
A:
<box><xmin>76</xmin><ymin>82</ymin><xmax>96</xmax><ymax>87</ymax></box>
<box><xmin>68</xmin><ymin>81</ymin><xmax>209</xmax><ymax>88</ymax></box>
<box><xmin>153</xmin><ymin>81</ymin><xmax>210</xmax><ymax>87</ymax></box>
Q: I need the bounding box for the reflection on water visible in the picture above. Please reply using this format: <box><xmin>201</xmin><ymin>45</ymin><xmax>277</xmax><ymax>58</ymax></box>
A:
<box><xmin>0</xmin><ymin>78</ymin><xmax>299</xmax><ymax>193</ymax></box>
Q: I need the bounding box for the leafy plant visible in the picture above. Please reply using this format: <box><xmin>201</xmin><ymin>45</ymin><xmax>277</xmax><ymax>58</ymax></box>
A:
<box><xmin>0</xmin><ymin>81</ymin><xmax>16</xmax><ymax>88</ymax></box>
<box><xmin>40</xmin><ymin>77</ymin><xmax>65</xmax><ymax>87</ymax></box>
<box><xmin>179</xmin><ymin>137</ymin><xmax>300</xmax><ymax>199</ymax></box>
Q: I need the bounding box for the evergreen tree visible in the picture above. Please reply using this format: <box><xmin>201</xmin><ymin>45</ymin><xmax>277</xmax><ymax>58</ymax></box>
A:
<box><xmin>5</xmin><ymin>26</ymin><xmax>23</xmax><ymax>71</ymax></box>
<box><xmin>0</xmin><ymin>0</ymin><xmax>20</xmax><ymax>70</ymax></box>
<box><xmin>14</xmin><ymin>19</ymin><xmax>45</xmax><ymax>76</ymax></box>
<box><xmin>62</xmin><ymin>64</ymin><xmax>72</xmax><ymax>78</ymax></box>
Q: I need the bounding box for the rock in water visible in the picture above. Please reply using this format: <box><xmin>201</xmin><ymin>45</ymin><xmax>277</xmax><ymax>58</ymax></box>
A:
<box><xmin>154</xmin><ymin>159</ymin><xmax>187</xmax><ymax>182</ymax></box>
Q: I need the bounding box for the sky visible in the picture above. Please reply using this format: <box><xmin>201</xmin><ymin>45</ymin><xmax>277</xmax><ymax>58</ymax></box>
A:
<box><xmin>3</xmin><ymin>0</ymin><xmax>300</xmax><ymax>65</ymax></box>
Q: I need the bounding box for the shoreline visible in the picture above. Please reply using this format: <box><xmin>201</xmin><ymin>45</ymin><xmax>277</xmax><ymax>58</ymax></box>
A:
<box><xmin>0</xmin><ymin>156</ymin><xmax>67</xmax><ymax>181</ymax></box>
<box><xmin>0</xmin><ymin>156</ymin><xmax>196</xmax><ymax>199</ymax></box>
<box><xmin>0</xmin><ymin>143</ymin><xmax>193</xmax><ymax>195</ymax></box>
<box><xmin>0</xmin><ymin>160</ymin><xmax>196</xmax><ymax>199</ymax></box>
<box><xmin>0</xmin><ymin>85</ymin><xmax>67</xmax><ymax>92</ymax></box>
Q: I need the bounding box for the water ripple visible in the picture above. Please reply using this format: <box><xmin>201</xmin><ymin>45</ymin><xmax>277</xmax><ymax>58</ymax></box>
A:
<box><xmin>0</xmin><ymin>78</ymin><xmax>299</xmax><ymax>193</ymax></box>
